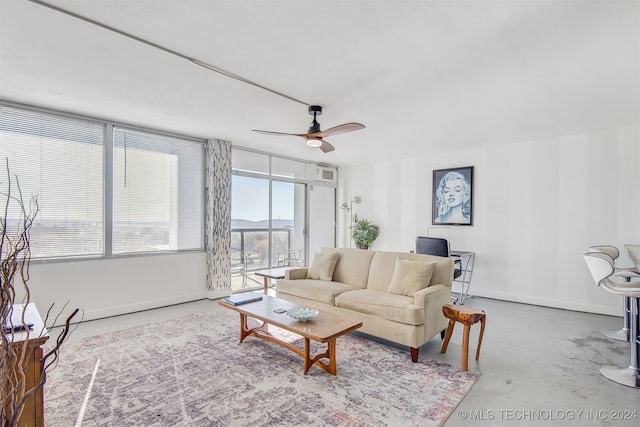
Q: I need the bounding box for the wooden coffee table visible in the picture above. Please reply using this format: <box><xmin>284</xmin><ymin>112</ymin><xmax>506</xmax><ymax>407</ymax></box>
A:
<box><xmin>219</xmin><ymin>294</ymin><xmax>362</xmax><ymax>375</ymax></box>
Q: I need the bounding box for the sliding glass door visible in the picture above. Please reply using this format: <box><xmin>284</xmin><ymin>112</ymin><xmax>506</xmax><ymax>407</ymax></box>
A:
<box><xmin>231</xmin><ymin>148</ymin><xmax>336</xmax><ymax>291</ymax></box>
<box><xmin>231</xmin><ymin>175</ymin><xmax>270</xmax><ymax>272</ymax></box>
<box><xmin>231</xmin><ymin>176</ymin><xmax>306</xmax><ymax>264</ymax></box>
<box><xmin>271</xmin><ymin>180</ymin><xmax>306</xmax><ymax>268</ymax></box>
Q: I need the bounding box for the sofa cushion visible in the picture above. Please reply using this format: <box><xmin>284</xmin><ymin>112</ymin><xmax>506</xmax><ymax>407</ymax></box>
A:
<box><xmin>277</xmin><ymin>279</ymin><xmax>360</xmax><ymax>306</ymax></box>
<box><xmin>335</xmin><ymin>289</ymin><xmax>425</xmax><ymax>325</ymax></box>
<box><xmin>306</xmin><ymin>251</ymin><xmax>341</xmax><ymax>281</ymax></box>
<box><xmin>367</xmin><ymin>251</ymin><xmax>454</xmax><ymax>292</ymax></box>
<box><xmin>322</xmin><ymin>247</ymin><xmax>375</xmax><ymax>288</ymax></box>
<box><xmin>387</xmin><ymin>258</ymin><xmax>437</xmax><ymax>297</ymax></box>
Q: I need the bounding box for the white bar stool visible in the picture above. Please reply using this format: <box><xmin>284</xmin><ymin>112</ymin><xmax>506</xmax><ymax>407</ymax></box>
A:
<box><xmin>584</xmin><ymin>252</ymin><xmax>640</xmax><ymax>388</ymax></box>
<box><xmin>589</xmin><ymin>245</ymin><xmax>640</xmax><ymax>342</ymax></box>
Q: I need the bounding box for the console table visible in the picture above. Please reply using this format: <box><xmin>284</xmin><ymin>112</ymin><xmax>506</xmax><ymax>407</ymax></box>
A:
<box><xmin>5</xmin><ymin>303</ymin><xmax>49</xmax><ymax>427</ymax></box>
<box><xmin>451</xmin><ymin>250</ymin><xmax>475</xmax><ymax>304</ymax></box>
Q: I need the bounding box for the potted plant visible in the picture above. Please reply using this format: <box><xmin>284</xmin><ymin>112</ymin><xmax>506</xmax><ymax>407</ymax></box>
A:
<box><xmin>352</xmin><ymin>219</ymin><xmax>379</xmax><ymax>249</ymax></box>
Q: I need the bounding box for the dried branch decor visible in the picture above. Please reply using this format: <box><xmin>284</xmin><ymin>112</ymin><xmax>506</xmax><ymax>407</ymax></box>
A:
<box><xmin>1</xmin><ymin>159</ymin><xmax>79</xmax><ymax>426</ymax></box>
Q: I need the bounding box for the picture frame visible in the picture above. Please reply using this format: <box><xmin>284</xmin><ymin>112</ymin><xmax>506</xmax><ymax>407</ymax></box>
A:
<box><xmin>432</xmin><ymin>166</ymin><xmax>473</xmax><ymax>226</ymax></box>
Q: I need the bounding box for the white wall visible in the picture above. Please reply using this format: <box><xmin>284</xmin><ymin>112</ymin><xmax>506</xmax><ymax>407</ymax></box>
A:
<box><xmin>340</xmin><ymin>125</ymin><xmax>640</xmax><ymax>316</ymax></box>
<box><xmin>19</xmin><ymin>252</ymin><xmax>222</xmax><ymax>325</ymax></box>
<box><xmin>15</xmin><ymin>126</ymin><xmax>638</xmax><ymax>324</ymax></box>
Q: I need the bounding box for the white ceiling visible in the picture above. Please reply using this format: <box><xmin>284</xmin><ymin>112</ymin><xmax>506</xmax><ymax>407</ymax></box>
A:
<box><xmin>1</xmin><ymin>0</ymin><xmax>638</xmax><ymax>166</ymax></box>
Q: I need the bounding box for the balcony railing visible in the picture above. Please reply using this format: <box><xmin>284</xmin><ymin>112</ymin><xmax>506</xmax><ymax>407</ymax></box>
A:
<box><xmin>231</xmin><ymin>227</ymin><xmax>293</xmax><ymax>271</ymax></box>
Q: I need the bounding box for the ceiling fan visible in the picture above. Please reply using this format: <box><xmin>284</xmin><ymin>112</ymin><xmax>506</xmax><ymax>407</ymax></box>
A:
<box><xmin>252</xmin><ymin>106</ymin><xmax>365</xmax><ymax>153</ymax></box>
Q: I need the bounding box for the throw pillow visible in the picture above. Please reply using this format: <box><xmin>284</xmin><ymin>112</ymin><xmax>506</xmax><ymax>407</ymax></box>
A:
<box><xmin>387</xmin><ymin>257</ymin><xmax>437</xmax><ymax>297</ymax></box>
<box><xmin>306</xmin><ymin>251</ymin><xmax>341</xmax><ymax>281</ymax></box>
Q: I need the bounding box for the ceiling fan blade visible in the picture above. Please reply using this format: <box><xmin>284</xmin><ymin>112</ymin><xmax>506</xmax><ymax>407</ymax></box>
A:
<box><xmin>252</xmin><ymin>129</ymin><xmax>307</xmax><ymax>137</ymax></box>
<box><xmin>319</xmin><ymin>140</ymin><xmax>335</xmax><ymax>153</ymax></box>
<box><xmin>253</xmin><ymin>107</ymin><xmax>364</xmax><ymax>154</ymax></box>
<box><xmin>315</xmin><ymin>122</ymin><xmax>365</xmax><ymax>138</ymax></box>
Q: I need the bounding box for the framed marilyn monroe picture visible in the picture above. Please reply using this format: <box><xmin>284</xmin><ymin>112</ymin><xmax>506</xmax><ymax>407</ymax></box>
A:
<box><xmin>432</xmin><ymin>166</ymin><xmax>473</xmax><ymax>226</ymax></box>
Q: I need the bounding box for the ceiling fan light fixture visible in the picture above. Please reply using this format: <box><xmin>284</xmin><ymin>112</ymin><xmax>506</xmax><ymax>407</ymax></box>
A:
<box><xmin>306</xmin><ymin>137</ymin><xmax>323</xmax><ymax>148</ymax></box>
<box><xmin>252</xmin><ymin>105</ymin><xmax>364</xmax><ymax>153</ymax></box>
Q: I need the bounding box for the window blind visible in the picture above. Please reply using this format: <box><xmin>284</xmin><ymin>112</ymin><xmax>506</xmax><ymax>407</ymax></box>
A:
<box><xmin>112</xmin><ymin>127</ymin><xmax>204</xmax><ymax>254</ymax></box>
<box><xmin>0</xmin><ymin>105</ymin><xmax>105</xmax><ymax>259</ymax></box>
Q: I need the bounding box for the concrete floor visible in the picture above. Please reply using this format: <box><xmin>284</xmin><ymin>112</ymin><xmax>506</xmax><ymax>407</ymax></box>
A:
<box><xmin>58</xmin><ymin>295</ymin><xmax>639</xmax><ymax>426</ymax></box>
<box><xmin>428</xmin><ymin>297</ymin><xmax>639</xmax><ymax>426</ymax></box>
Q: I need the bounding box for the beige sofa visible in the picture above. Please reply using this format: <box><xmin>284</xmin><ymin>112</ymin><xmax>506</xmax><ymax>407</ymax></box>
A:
<box><xmin>276</xmin><ymin>247</ymin><xmax>453</xmax><ymax>362</ymax></box>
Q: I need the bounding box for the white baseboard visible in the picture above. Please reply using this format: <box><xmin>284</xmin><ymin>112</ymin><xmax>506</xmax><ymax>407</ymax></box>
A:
<box><xmin>206</xmin><ymin>288</ymin><xmax>232</xmax><ymax>300</ymax></box>
<box><xmin>78</xmin><ymin>291</ymin><xmax>210</xmax><ymax>324</ymax></box>
<box><xmin>467</xmin><ymin>288</ymin><xmax>621</xmax><ymax>317</ymax></box>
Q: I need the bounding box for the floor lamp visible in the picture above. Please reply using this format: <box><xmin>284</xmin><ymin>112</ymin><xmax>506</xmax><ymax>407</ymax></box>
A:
<box><xmin>340</xmin><ymin>196</ymin><xmax>361</xmax><ymax>248</ymax></box>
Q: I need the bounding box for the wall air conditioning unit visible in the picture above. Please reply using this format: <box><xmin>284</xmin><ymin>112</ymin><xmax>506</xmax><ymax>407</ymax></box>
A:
<box><xmin>314</xmin><ymin>166</ymin><xmax>337</xmax><ymax>184</ymax></box>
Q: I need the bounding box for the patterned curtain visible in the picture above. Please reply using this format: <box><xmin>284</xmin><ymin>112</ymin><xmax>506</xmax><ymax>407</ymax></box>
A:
<box><xmin>205</xmin><ymin>138</ymin><xmax>232</xmax><ymax>291</ymax></box>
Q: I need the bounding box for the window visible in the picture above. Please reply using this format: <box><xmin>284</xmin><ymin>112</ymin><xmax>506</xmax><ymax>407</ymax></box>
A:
<box><xmin>271</xmin><ymin>180</ymin><xmax>305</xmax><ymax>267</ymax></box>
<box><xmin>0</xmin><ymin>105</ymin><xmax>104</xmax><ymax>259</ymax></box>
<box><xmin>113</xmin><ymin>128</ymin><xmax>204</xmax><ymax>254</ymax></box>
<box><xmin>231</xmin><ymin>148</ymin><xmax>336</xmax><ymax>283</ymax></box>
<box><xmin>0</xmin><ymin>103</ymin><xmax>205</xmax><ymax>260</ymax></box>
<box><xmin>231</xmin><ymin>175</ymin><xmax>269</xmax><ymax>269</ymax></box>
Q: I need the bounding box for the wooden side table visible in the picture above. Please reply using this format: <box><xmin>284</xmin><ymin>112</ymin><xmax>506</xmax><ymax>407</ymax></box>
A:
<box><xmin>440</xmin><ymin>304</ymin><xmax>486</xmax><ymax>371</ymax></box>
<box><xmin>254</xmin><ymin>267</ymin><xmax>289</xmax><ymax>294</ymax></box>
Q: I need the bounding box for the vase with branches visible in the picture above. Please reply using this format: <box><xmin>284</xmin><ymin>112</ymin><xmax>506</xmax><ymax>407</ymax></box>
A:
<box><xmin>1</xmin><ymin>160</ymin><xmax>79</xmax><ymax>426</ymax></box>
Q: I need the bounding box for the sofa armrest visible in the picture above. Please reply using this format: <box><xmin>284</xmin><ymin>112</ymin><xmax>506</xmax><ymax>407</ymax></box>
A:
<box><xmin>285</xmin><ymin>268</ymin><xmax>308</xmax><ymax>280</ymax></box>
<box><xmin>413</xmin><ymin>284</ymin><xmax>450</xmax><ymax>307</ymax></box>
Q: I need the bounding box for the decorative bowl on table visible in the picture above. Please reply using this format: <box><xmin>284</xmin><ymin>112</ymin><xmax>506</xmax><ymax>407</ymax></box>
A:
<box><xmin>286</xmin><ymin>306</ymin><xmax>319</xmax><ymax>322</ymax></box>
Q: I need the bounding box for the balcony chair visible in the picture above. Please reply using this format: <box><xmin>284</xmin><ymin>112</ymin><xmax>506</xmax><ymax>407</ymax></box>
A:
<box><xmin>277</xmin><ymin>249</ymin><xmax>303</xmax><ymax>267</ymax></box>
<box><xmin>415</xmin><ymin>236</ymin><xmax>461</xmax><ymax>303</ymax></box>
<box><xmin>589</xmin><ymin>245</ymin><xmax>640</xmax><ymax>342</ymax></box>
<box><xmin>583</xmin><ymin>252</ymin><xmax>640</xmax><ymax>388</ymax></box>
<box><xmin>230</xmin><ymin>248</ymin><xmax>248</xmax><ymax>289</ymax></box>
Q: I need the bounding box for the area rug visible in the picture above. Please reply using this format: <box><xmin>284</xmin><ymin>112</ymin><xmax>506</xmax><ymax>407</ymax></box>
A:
<box><xmin>44</xmin><ymin>310</ymin><xmax>480</xmax><ymax>426</ymax></box>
